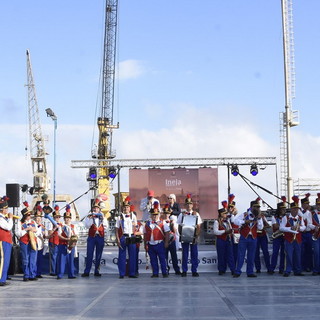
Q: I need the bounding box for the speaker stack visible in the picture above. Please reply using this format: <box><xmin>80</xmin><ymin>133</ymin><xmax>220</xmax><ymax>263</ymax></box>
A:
<box><xmin>5</xmin><ymin>183</ymin><xmax>20</xmax><ymax>207</ymax></box>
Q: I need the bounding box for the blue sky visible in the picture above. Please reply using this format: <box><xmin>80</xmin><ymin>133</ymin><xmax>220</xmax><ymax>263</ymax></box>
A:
<box><xmin>1</xmin><ymin>0</ymin><xmax>320</xmax><ymax>216</ymax></box>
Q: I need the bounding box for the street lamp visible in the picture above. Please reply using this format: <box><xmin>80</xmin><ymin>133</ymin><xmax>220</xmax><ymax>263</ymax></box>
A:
<box><xmin>45</xmin><ymin>108</ymin><xmax>57</xmax><ymax>205</ymax></box>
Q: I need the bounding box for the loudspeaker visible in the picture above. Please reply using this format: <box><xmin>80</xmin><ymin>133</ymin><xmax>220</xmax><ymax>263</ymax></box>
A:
<box><xmin>6</xmin><ymin>183</ymin><xmax>20</xmax><ymax>207</ymax></box>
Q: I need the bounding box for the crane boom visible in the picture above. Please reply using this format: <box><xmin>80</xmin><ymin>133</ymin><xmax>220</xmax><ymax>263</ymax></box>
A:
<box><xmin>26</xmin><ymin>49</ymin><xmax>50</xmax><ymax>194</ymax></box>
<box><xmin>94</xmin><ymin>0</ymin><xmax>119</xmax><ymax>213</ymax></box>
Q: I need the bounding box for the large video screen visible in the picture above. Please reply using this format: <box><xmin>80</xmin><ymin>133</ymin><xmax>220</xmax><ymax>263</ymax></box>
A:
<box><xmin>129</xmin><ymin>167</ymin><xmax>218</xmax><ymax>220</ymax></box>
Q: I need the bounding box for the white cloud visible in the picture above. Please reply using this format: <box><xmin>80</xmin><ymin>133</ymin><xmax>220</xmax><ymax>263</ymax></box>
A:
<box><xmin>1</xmin><ymin>106</ymin><xmax>319</xmax><ymax>217</ymax></box>
<box><xmin>117</xmin><ymin>59</ymin><xmax>146</xmax><ymax>80</ymax></box>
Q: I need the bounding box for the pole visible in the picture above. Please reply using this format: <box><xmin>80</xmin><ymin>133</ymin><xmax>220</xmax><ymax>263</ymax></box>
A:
<box><xmin>117</xmin><ymin>165</ymin><xmax>120</xmax><ymax>213</ymax></box>
<box><xmin>53</xmin><ymin>118</ymin><xmax>57</xmax><ymax>205</ymax></box>
<box><xmin>227</xmin><ymin>164</ymin><xmax>231</xmax><ymax>196</ymax></box>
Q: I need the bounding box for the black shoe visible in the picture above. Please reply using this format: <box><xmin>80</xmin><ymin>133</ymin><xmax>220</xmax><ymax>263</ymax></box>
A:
<box><xmin>57</xmin><ymin>277</ymin><xmax>62</xmax><ymax>280</ymax></box>
<box><xmin>192</xmin><ymin>272</ymin><xmax>199</xmax><ymax>277</ymax></box>
<box><xmin>119</xmin><ymin>276</ymin><xmax>124</xmax><ymax>279</ymax></box>
<box><xmin>267</xmin><ymin>271</ymin><xmax>274</xmax><ymax>275</ymax></box>
<box><xmin>294</xmin><ymin>273</ymin><xmax>305</xmax><ymax>276</ymax></box>
<box><xmin>256</xmin><ymin>270</ymin><xmax>261</xmax><ymax>273</ymax></box>
<box><xmin>129</xmin><ymin>275</ymin><xmax>138</xmax><ymax>278</ymax></box>
<box><xmin>233</xmin><ymin>274</ymin><xmax>240</xmax><ymax>278</ymax></box>
<box><xmin>247</xmin><ymin>274</ymin><xmax>257</xmax><ymax>278</ymax></box>
<box><xmin>279</xmin><ymin>270</ymin><xmax>284</xmax><ymax>274</ymax></box>
<box><xmin>283</xmin><ymin>273</ymin><xmax>289</xmax><ymax>277</ymax></box>
<box><xmin>49</xmin><ymin>273</ymin><xmax>57</xmax><ymax>276</ymax></box>
<box><xmin>181</xmin><ymin>272</ymin><xmax>187</xmax><ymax>277</ymax></box>
<box><xmin>29</xmin><ymin>278</ymin><xmax>38</xmax><ymax>281</ymax></box>
<box><xmin>6</xmin><ymin>277</ymin><xmax>12</xmax><ymax>280</ymax></box>
<box><xmin>162</xmin><ymin>274</ymin><xmax>168</xmax><ymax>278</ymax></box>
<box><xmin>151</xmin><ymin>274</ymin><xmax>159</xmax><ymax>278</ymax></box>
<box><xmin>94</xmin><ymin>273</ymin><xmax>102</xmax><ymax>277</ymax></box>
<box><xmin>218</xmin><ymin>271</ymin><xmax>224</xmax><ymax>275</ymax></box>
<box><xmin>312</xmin><ymin>272</ymin><xmax>318</xmax><ymax>276</ymax></box>
<box><xmin>23</xmin><ymin>278</ymin><xmax>29</xmax><ymax>282</ymax></box>
<box><xmin>36</xmin><ymin>275</ymin><xmax>43</xmax><ymax>278</ymax></box>
<box><xmin>175</xmin><ymin>271</ymin><xmax>181</xmax><ymax>275</ymax></box>
<box><xmin>68</xmin><ymin>276</ymin><xmax>77</xmax><ymax>279</ymax></box>
<box><xmin>0</xmin><ymin>282</ymin><xmax>5</xmax><ymax>286</ymax></box>
<box><xmin>81</xmin><ymin>273</ymin><xmax>90</xmax><ymax>277</ymax></box>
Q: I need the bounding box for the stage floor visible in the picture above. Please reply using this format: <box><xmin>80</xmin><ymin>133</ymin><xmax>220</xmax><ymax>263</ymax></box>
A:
<box><xmin>1</xmin><ymin>271</ymin><xmax>320</xmax><ymax>319</ymax></box>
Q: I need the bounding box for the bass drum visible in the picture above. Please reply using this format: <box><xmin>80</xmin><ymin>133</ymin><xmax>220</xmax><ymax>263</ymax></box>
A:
<box><xmin>180</xmin><ymin>214</ymin><xmax>198</xmax><ymax>243</ymax></box>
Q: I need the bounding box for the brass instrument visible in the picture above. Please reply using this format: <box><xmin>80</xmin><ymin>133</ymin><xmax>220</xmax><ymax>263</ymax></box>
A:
<box><xmin>5</xmin><ymin>214</ymin><xmax>20</xmax><ymax>220</ymax></box>
<box><xmin>28</xmin><ymin>230</ymin><xmax>37</xmax><ymax>251</ymax></box>
<box><xmin>272</xmin><ymin>230</ymin><xmax>284</xmax><ymax>239</ymax></box>
<box><xmin>257</xmin><ymin>215</ymin><xmax>271</xmax><ymax>234</ymax></box>
<box><xmin>67</xmin><ymin>235</ymin><xmax>78</xmax><ymax>251</ymax></box>
<box><xmin>312</xmin><ymin>226</ymin><xmax>320</xmax><ymax>241</ymax></box>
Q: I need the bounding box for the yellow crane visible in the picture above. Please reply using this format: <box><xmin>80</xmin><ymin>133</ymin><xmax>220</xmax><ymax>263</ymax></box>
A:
<box><xmin>89</xmin><ymin>0</ymin><xmax>119</xmax><ymax>215</ymax></box>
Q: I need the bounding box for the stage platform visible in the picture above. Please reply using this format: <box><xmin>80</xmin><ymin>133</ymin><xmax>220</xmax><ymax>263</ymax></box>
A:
<box><xmin>1</xmin><ymin>271</ymin><xmax>320</xmax><ymax>319</ymax></box>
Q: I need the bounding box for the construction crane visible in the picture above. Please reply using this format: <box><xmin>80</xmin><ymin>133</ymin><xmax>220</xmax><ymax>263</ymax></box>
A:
<box><xmin>26</xmin><ymin>50</ymin><xmax>79</xmax><ymax>219</ymax></box>
<box><xmin>26</xmin><ymin>49</ymin><xmax>50</xmax><ymax>196</ymax></box>
<box><xmin>90</xmin><ymin>0</ymin><xmax>119</xmax><ymax>215</ymax></box>
<box><xmin>279</xmin><ymin>0</ymin><xmax>299</xmax><ymax>201</ymax></box>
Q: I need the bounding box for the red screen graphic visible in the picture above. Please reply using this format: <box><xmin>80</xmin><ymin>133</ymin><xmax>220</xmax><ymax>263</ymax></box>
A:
<box><xmin>129</xmin><ymin>167</ymin><xmax>218</xmax><ymax>220</ymax></box>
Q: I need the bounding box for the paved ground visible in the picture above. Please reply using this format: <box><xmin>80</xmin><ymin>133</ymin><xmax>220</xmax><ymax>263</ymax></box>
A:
<box><xmin>1</xmin><ymin>271</ymin><xmax>320</xmax><ymax>320</ymax></box>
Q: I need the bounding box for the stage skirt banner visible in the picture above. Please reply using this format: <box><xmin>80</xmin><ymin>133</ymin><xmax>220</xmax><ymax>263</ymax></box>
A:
<box><xmin>78</xmin><ymin>249</ymin><xmax>269</xmax><ymax>274</ymax></box>
<box><xmin>78</xmin><ymin>249</ymin><xmax>218</xmax><ymax>274</ymax></box>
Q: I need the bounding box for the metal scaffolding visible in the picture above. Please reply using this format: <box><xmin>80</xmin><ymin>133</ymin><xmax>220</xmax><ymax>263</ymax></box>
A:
<box><xmin>71</xmin><ymin>156</ymin><xmax>277</xmax><ymax>169</ymax></box>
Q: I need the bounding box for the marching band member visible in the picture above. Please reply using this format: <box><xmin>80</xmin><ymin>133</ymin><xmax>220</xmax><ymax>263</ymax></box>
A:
<box><xmin>168</xmin><ymin>194</ymin><xmax>182</xmax><ymax>251</ymax></box>
<box><xmin>57</xmin><ymin>206</ymin><xmax>78</xmax><ymax>279</ymax></box>
<box><xmin>81</xmin><ymin>200</ymin><xmax>108</xmax><ymax>277</ymax></box>
<box><xmin>140</xmin><ymin>190</ymin><xmax>159</xmax><ymax>222</ymax></box>
<box><xmin>233</xmin><ymin>198</ymin><xmax>263</xmax><ymax>278</ymax></box>
<box><xmin>254</xmin><ymin>212</ymin><xmax>272</xmax><ymax>274</ymax></box>
<box><xmin>177</xmin><ymin>194</ymin><xmax>202</xmax><ymax>277</ymax></box>
<box><xmin>0</xmin><ymin>196</ymin><xmax>13</xmax><ymax>286</ymax></box>
<box><xmin>115</xmin><ymin>197</ymin><xmax>138</xmax><ymax>278</ymax></box>
<box><xmin>300</xmin><ymin>193</ymin><xmax>313</xmax><ymax>272</ymax></box>
<box><xmin>144</xmin><ymin>202</ymin><xmax>169</xmax><ymax>278</ymax></box>
<box><xmin>269</xmin><ymin>198</ymin><xmax>286</xmax><ymax>274</ymax></box>
<box><xmin>228</xmin><ymin>194</ymin><xmax>240</xmax><ymax>265</ymax></box>
<box><xmin>47</xmin><ymin>205</ymin><xmax>62</xmax><ymax>276</ymax></box>
<box><xmin>213</xmin><ymin>204</ymin><xmax>235</xmax><ymax>275</ymax></box>
<box><xmin>309</xmin><ymin>195</ymin><xmax>320</xmax><ymax>275</ymax></box>
<box><xmin>161</xmin><ymin>204</ymin><xmax>181</xmax><ymax>275</ymax></box>
<box><xmin>16</xmin><ymin>202</ymin><xmax>41</xmax><ymax>281</ymax></box>
<box><xmin>280</xmin><ymin>196</ymin><xmax>306</xmax><ymax>277</ymax></box>
<box><xmin>34</xmin><ymin>206</ymin><xmax>46</xmax><ymax>278</ymax></box>
<box><xmin>131</xmin><ymin>204</ymin><xmax>144</xmax><ymax>276</ymax></box>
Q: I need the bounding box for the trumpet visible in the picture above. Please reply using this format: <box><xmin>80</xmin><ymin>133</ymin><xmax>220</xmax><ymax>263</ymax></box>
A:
<box><xmin>272</xmin><ymin>230</ymin><xmax>284</xmax><ymax>239</ymax></box>
<box><xmin>5</xmin><ymin>213</ymin><xmax>20</xmax><ymax>219</ymax></box>
<box><xmin>257</xmin><ymin>216</ymin><xmax>271</xmax><ymax>233</ymax></box>
<box><xmin>312</xmin><ymin>226</ymin><xmax>320</xmax><ymax>241</ymax></box>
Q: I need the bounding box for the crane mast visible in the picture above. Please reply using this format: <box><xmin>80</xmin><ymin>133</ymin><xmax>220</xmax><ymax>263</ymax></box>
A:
<box><xmin>94</xmin><ymin>0</ymin><xmax>119</xmax><ymax>213</ymax></box>
<box><xmin>26</xmin><ymin>49</ymin><xmax>50</xmax><ymax>195</ymax></box>
<box><xmin>280</xmin><ymin>0</ymin><xmax>299</xmax><ymax>201</ymax></box>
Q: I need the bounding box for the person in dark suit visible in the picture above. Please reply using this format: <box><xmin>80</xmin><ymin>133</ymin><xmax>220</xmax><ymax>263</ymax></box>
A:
<box><xmin>168</xmin><ymin>194</ymin><xmax>182</xmax><ymax>250</ymax></box>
